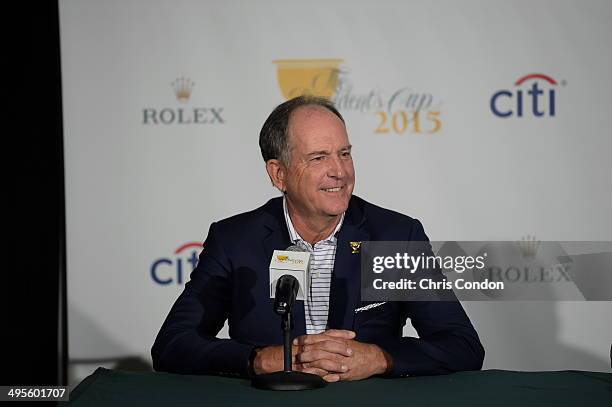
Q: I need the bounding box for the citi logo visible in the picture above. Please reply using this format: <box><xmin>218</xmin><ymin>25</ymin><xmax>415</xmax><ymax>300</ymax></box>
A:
<box><xmin>151</xmin><ymin>242</ymin><xmax>202</xmax><ymax>285</ymax></box>
<box><xmin>490</xmin><ymin>73</ymin><xmax>563</xmax><ymax>118</ymax></box>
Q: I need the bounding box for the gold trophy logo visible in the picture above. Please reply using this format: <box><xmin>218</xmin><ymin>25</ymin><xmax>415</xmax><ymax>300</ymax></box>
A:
<box><xmin>350</xmin><ymin>241</ymin><xmax>362</xmax><ymax>254</ymax></box>
<box><xmin>273</xmin><ymin>59</ymin><xmax>343</xmax><ymax>100</ymax></box>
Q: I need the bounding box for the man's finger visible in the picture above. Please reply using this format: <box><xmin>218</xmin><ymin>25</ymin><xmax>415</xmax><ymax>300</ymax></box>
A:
<box><xmin>301</xmin><ymin>358</ymin><xmax>348</xmax><ymax>373</ymax></box>
<box><xmin>301</xmin><ymin>340</ymin><xmax>352</xmax><ymax>357</ymax></box>
<box><xmin>324</xmin><ymin>329</ymin><xmax>356</xmax><ymax>339</ymax></box>
<box><xmin>323</xmin><ymin>374</ymin><xmax>340</xmax><ymax>382</ymax></box>
<box><xmin>297</xmin><ymin>366</ymin><xmax>329</xmax><ymax>377</ymax></box>
<box><xmin>336</xmin><ymin>372</ymin><xmax>351</xmax><ymax>381</ymax></box>
<box><xmin>293</xmin><ymin>333</ymin><xmax>349</xmax><ymax>347</ymax></box>
<box><xmin>297</xmin><ymin>349</ymin><xmax>346</xmax><ymax>364</ymax></box>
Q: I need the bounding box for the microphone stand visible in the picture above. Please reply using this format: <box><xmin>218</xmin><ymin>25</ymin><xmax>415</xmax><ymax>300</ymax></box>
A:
<box><xmin>251</xmin><ymin>310</ymin><xmax>326</xmax><ymax>390</ymax></box>
<box><xmin>282</xmin><ymin>311</ymin><xmax>292</xmax><ymax>372</ymax></box>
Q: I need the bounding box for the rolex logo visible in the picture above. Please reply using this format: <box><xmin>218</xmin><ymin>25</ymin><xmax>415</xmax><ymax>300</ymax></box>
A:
<box><xmin>142</xmin><ymin>76</ymin><xmax>225</xmax><ymax>125</ymax></box>
<box><xmin>172</xmin><ymin>77</ymin><xmax>195</xmax><ymax>103</ymax></box>
<box><xmin>518</xmin><ymin>235</ymin><xmax>540</xmax><ymax>258</ymax></box>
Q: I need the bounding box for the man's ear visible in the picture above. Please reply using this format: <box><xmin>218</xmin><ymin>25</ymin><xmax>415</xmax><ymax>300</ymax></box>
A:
<box><xmin>265</xmin><ymin>159</ymin><xmax>286</xmax><ymax>192</ymax></box>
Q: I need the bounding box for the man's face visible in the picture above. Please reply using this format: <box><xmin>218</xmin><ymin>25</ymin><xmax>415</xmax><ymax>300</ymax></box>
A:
<box><xmin>282</xmin><ymin>106</ymin><xmax>355</xmax><ymax>222</ymax></box>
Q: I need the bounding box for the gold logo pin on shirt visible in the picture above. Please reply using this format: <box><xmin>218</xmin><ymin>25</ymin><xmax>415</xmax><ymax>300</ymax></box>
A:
<box><xmin>350</xmin><ymin>241</ymin><xmax>362</xmax><ymax>254</ymax></box>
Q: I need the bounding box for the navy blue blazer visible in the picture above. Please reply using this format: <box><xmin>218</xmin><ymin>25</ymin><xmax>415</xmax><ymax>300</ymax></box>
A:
<box><xmin>152</xmin><ymin>196</ymin><xmax>484</xmax><ymax>377</ymax></box>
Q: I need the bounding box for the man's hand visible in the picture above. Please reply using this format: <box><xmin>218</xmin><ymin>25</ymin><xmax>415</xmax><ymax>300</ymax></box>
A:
<box><xmin>251</xmin><ymin>344</ymin><xmax>301</xmax><ymax>375</ymax></box>
<box><xmin>293</xmin><ymin>329</ymin><xmax>393</xmax><ymax>382</ymax></box>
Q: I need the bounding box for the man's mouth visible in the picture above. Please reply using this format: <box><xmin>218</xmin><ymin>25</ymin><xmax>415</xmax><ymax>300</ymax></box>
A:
<box><xmin>322</xmin><ymin>187</ymin><xmax>342</xmax><ymax>192</ymax></box>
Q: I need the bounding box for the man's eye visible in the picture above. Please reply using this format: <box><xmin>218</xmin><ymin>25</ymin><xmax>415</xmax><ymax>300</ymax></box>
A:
<box><xmin>341</xmin><ymin>151</ymin><xmax>351</xmax><ymax>158</ymax></box>
<box><xmin>312</xmin><ymin>156</ymin><xmax>324</xmax><ymax>161</ymax></box>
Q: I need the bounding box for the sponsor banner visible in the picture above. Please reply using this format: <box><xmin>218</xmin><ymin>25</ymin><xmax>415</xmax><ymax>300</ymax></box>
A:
<box><xmin>60</xmin><ymin>0</ymin><xmax>612</xmax><ymax>381</ymax></box>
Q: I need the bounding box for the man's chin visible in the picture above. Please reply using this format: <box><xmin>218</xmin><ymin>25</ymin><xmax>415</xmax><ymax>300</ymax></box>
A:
<box><xmin>323</xmin><ymin>201</ymin><xmax>350</xmax><ymax>217</ymax></box>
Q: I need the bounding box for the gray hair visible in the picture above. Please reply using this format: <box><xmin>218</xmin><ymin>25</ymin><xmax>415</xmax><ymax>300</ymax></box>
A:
<box><xmin>259</xmin><ymin>95</ymin><xmax>344</xmax><ymax>164</ymax></box>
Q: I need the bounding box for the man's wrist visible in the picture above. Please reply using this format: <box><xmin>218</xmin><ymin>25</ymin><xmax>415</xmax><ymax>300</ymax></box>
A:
<box><xmin>248</xmin><ymin>347</ymin><xmax>259</xmax><ymax>376</ymax></box>
<box><xmin>371</xmin><ymin>344</ymin><xmax>394</xmax><ymax>375</ymax></box>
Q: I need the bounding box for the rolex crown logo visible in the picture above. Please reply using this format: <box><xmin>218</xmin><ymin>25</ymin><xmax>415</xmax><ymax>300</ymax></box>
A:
<box><xmin>518</xmin><ymin>235</ymin><xmax>540</xmax><ymax>258</ymax></box>
<box><xmin>172</xmin><ymin>77</ymin><xmax>195</xmax><ymax>103</ymax></box>
<box><xmin>350</xmin><ymin>241</ymin><xmax>362</xmax><ymax>254</ymax></box>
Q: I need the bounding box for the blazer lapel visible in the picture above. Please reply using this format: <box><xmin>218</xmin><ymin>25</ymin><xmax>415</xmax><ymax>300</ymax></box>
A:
<box><xmin>327</xmin><ymin>199</ymin><xmax>369</xmax><ymax>330</ymax></box>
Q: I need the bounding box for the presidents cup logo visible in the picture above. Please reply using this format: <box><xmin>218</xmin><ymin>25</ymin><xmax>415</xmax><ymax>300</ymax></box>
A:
<box><xmin>490</xmin><ymin>73</ymin><xmax>565</xmax><ymax>118</ymax></box>
<box><xmin>151</xmin><ymin>241</ymin><xmax>202</xmax><ymax>285</ymax></box>
<box><xmin>142</xmin><ymin>76</ymin><xmax>225</xmax><ymax>125</ymax></box>
<box><xmin>276</xmin><ymin>254</ymin><xmax>305</xmax><ymax>265</ymax></box>
<box><xmin>273</xmin><ymin>59</ymin><xmax>442</xmax><ymax>136</ymax></box>
<box><xmin>273</xmin><ymin>59</ymin><xmax>343</xmax><ymax>100</ymax></box>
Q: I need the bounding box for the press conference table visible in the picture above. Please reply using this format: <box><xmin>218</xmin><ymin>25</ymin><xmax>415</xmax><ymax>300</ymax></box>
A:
<box><xmin>69</xmin><ymin>367</ymin><xmax>611</xmax><ymax>406</ymax></box>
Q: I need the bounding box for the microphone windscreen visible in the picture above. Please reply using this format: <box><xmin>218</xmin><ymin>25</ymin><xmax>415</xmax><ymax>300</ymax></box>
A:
<box><xmin>286</xmin><ymin>244</ymin><xmax>306</xmax><ymax>252</ymax></box>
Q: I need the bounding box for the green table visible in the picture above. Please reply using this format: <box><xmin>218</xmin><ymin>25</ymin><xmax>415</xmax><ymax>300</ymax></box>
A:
<box><xmin>69</xmin><ymin>368</ymin><xmax>611</xmax><ymax>406</ymax></box>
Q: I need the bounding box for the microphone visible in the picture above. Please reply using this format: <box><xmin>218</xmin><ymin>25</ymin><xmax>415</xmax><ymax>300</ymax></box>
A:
<box><xmin>273</xmin><ymin>275</ymin><xmax>299</xmax><ymax>315</ymax></box>
<box><xmin>269</xmin><ymin>245</ymin><xmax>310</xmax><ymax>301</ymax></box>
<box><xmin>252</xmin><ymin>245</ymin><xmax>325</xmax><ymax>391</ymax></box>
<box><xmin>286</xmin><ymin>244</ymin><xmax>305</xmax><ymax>252</ymax></box>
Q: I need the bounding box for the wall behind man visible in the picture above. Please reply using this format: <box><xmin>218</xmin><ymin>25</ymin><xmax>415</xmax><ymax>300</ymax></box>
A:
<box><xmin>59</xmin><ymin>0</ymin><xmax>612</xmax><ymax>384</ymax></box>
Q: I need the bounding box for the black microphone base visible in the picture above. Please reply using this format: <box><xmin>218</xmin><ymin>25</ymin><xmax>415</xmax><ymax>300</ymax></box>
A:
<box><xmin>251</xmin><ymin>371</ymin><xmax>327</xmax><ymax>391</ymax></box>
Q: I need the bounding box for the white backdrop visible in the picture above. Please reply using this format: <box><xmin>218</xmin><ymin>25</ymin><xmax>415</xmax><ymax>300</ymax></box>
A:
<box><xmin>59</xmin><ymin>0</ymin><xmax>612</xmax><ymax>383</ymax></box>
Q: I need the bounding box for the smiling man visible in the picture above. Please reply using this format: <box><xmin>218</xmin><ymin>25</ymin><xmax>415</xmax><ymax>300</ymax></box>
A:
<box><xmin>152</xmin><ymin>96</ymin><xmax>484</xmax><ymax>381</ymax></box>
<box><xmin>264</xmin><ymin>104</ymin><xmax>354</xmax><ymax>245</ymax></box>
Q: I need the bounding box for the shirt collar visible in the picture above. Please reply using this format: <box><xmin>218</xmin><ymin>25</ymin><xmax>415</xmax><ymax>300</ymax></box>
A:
<box><xmin>283</xmin><ymin>196</ymin><xmax>345</xmax><ymax>245</ymax></box>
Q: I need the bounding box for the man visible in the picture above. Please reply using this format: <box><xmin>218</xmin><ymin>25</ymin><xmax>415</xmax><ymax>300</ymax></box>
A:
<box><xmin>152</xmin><ymin>96</ymin><xmax>484</xmax><ymax>381</ymax></box>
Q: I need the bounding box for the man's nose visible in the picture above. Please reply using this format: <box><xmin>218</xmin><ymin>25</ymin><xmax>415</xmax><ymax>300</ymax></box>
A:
<box><xmin>327</xmin><ymin>156</ymin><xmax>344</xmax><ymax>179</ymax></box>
